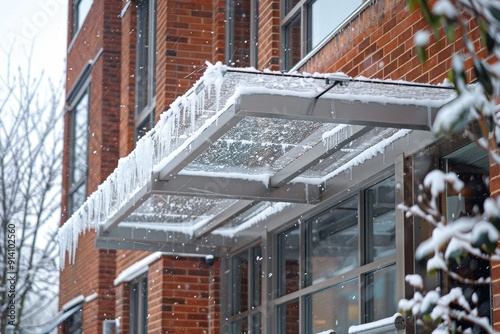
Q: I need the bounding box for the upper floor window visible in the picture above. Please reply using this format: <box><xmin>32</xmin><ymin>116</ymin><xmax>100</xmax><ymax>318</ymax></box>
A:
<box><xmin>226</xmin><ymin>0</ymin><xmax>259</xmax><ymax>68</ymax></box>
<box><xmin>68</xmin><ymin>88</ymin><xmax>90</xmax><ymax>215</ymax></box>
<box><xmin>73</xmin><ymin>0</ymin><xmax>93</xmax><ymax>37</ymax></box>
<box><xmin>281</xmin><ymin>0</ymin><xmax>367</xmax><ymax>70</ymax></box>
<box><xmin>63</xmin><ymin>309</ymin><xmax>82</xmax><ymax>334</ymax></box>
<box><xmin>135</xmin><ymin>0</ymin><xmax>157</xmax><ymax>141</ymax></box>
<box><xmin>130</xmin><ymin>274</ymin><xmax>148</xmax><ymax>334</ymax></box>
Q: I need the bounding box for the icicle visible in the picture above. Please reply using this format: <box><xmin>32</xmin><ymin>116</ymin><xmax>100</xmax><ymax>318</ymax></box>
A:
<box><xmin>305</xmin><ymin>184</ymin><xmax>309</xmax><ymax>204</ymax></box>
<box><xmin>214</xmin><ymin>73</ymin><xmax>223</xmax><ymax>112</ymax></box>
<box><xmin>190</xmin><ymin>94</ymin><xmax>196</xmax><ymax>133</ymax></box>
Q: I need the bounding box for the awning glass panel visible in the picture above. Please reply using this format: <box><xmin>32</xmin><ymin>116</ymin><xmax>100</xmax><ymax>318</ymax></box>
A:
<box><xmin>122</xmin><ymin>194</ymin><xmax>237</xmax><ymax>226</ymax></box>
<box><xmin>183</xmin><ymin>117</ymin><xmax>336</xmax><ymax>175</ymax></box>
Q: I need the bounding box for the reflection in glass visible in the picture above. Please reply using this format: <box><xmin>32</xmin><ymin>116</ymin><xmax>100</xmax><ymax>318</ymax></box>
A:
<box><xmin>445</xmin><ymin>144</ymin><xmax>491</xmax><ymax>332</ymax></box>
<box><xmin>307</xmin><ymin>278</ymin><xmax>359</xmax><ymax>334</ymax></box>
<box><xmin>227</xmin><ymin>0</ymin><xmax>253</xmax><ymax>67</ymax></box>
<box><xmin>283</xmin><ymin>14</ymin><xmax>301</xmax><ymax>70</ymax></box>
<box><xmin>277</xmin><ymin>226</ymin><xmax>300</xmax><ymax>296</ymax></box>
<box><xmin>278</xmin><ymin>299</ymin><xmax>299</xmax><ymax>334</ymax></box>
<box><xmin>308</xmin><ymin>0</ymin><xmax>364</xmax><ymax>50</ymax></box>
<box><xmin>251</xmin><ymin>313</ymin><xmax>261</xmax><ymax>334</ymax></box>
<box><xmin>284</xmin><ymin>0</ymin><xmax>300</xmax><ymax>15</ymax></box>
<box><xmin>69</xmin><ymin>90</ymin><xmax>89</xmax><ymax>215</ymax></box>
<box><xmin>75</xmin><ymin>0</ymin><xmax>93</xmax><ymax>33</ymax></box>
<box><xmin>365</xmin><ymin>176</ymin><xmax>396</xmax><ymax>263</ymax></box>
<box><xmin>251</xmin><ymin>246</ymin><xmax>262</xmax><ymax>308</ymax></box>
<box><xmin>306</xmin><ymin>196</ymin><xmax>358</xmax><ymax>286</ymax></box>
<box><xmin>364</xmin><ymin>265</ymin><xmax>396</xmax><ymax>323</ymax></box>
<box><xmin>231</xmin><ymin>318</ymin><xmax>249</xmax><ymax>334</ymax></box>
<box><xmin>232</xmin><ymin>252</ymin><xmax>249</xmax><ymax>314</ymax></box>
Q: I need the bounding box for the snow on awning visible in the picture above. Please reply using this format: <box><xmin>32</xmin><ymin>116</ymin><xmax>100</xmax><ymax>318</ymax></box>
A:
<box><xmin>59</xmin><ymin>62</ymin><xmax>455</xmax><ymax>266</ymax></box>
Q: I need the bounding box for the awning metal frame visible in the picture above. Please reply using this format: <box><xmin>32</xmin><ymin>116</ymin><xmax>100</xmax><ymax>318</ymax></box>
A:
<box><xmin>94</xmin><ymin>73</ymin><xmax>453</xmax><ymax>254</ymax></box>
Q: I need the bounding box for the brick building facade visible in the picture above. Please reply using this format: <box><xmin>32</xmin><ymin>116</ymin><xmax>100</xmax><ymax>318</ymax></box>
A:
<box><xmin>58</xmin><ymin>0</ymin><xmax>499</xmax><ymax>333</ymax></box>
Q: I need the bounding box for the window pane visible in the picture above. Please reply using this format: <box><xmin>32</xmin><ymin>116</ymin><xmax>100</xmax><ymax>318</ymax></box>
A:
<box><xmin>307</xmin><ymin>278</ymin><xmax>359</xmax><ymax>334</ymax></box>
<box><xmin>76</xmin><ymin>0</ymin><xmax>93</xmax><ymax>32</ymax></box>
<box><xmin>283</xmin><ymin>14</ymin><xmax>301</xmax><ymax>70</ymax></box>
<box><xmin>284</xmin><ymin>0</ymin><xmax>300</xmax><ymax>16</ymax></box>
<box><xmin>364</xmin><ymin>265</ymin><xmax>396</xmax><ymax>323</ymax></box>
<box><xmin>251</xmin><ymin>246</ymin><xmax>262</xmax><ymax>307</ymax></box>
<box><xmin>70</xmin><ymin>91</ymin><xmax>89</xmax><ymax>188</ymax></box>
<box><xmin>306</xmin><ymin>196</ymin><xmax>358</xmax><ymax>286</ymax></box>
<box><xmin>232</xmin><ymin>252</ymin><xmax>249</xmax><ymax>314</ymax></box>
<box><xmin>227</xmin><ymin>0</ymin><xmax>252</xmax><ymax>67</ymax></box>
<box><xmin>130</xmin><ymin>275</ymin><xmax>148</xmax><ymax>334</ymax></box>
<box><xmin>69</xmin><ymin>183</ymin><xmax>87</xmax><ymax>215</ymax></box>
<box><xmin>277</xmin><ymin>299</ymin><xmax>299</xmax><ymax>334</ymax></box>
<box><xmin>251</xmin><ymin>313</ymin><xmax>261</xmax><ymax>334</ymax></box>
<box><xmin>136</xmin><ymin>0</ymin><xmax>150</xmax><ymax>114</ymax></box>
<box><xmin>365</xmin><ymin>176</ymin><xmax>396</xmax><ymax>263</ymax></box>
<box><xmin>308</xmin><ymin>0</ymin><xmax>364</xmax><ymax>50</ymax></box>
<box><xmin>63</xmin><ymin>308</ymin><xmax>82</xmax><ymax>334</ymax></box>
<box><xmin>277</xmin><ymin>226</ymin><xmax>300</xmax><ymax>296</ymax></box>
<box><xmin>231</xmin><ymin>318</ymin><xmax>249</xmax><ymax>334</ymax></box>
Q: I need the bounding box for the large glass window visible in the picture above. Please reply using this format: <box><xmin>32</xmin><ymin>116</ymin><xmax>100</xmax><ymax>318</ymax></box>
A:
<box><xmin>230</xmin><ymin>246</ymin><xmax>262</xmax><ymax>333</ymax></box>
<box><xmin>363</xmin><ymin>265</ymin><xmax>397</xmax><ymax>323</ymax></box>
<box><xmin>277</xmin><ymin>299</ymin><xmax>299</xmax><ymax>334</ymax></box>
<box><xmin>226</xmin><ymin>0</ymin><xmax>259</xmax><ymax>67</ymax></box>
<box><xmin>365</xmin><ymin>176</ymin><xmax>396</xmax><ymax>263</ymax></box>
<box><xmin>306</xmin><ymin>278</ymin><xmax>358</xmax><ymax>334</ymax></box>
<box><xmin>72</xmin><ymin>0</ymin><xmax>93</xmax><ymax>37</ymax></box>
<box><xmin>68</xmin><ymin>89</ymin><xmax>89</xmax><ymax>215</ymax></box>
<box><xmin>130</xmin><ymin>274</ymin><xmax>148</xmax><ymax>334</ymax></box>
<box><xmin>273</xmin><ymin>175</ymin><xmax>398</xmax><ymax>333</ymax></box>
<box><xmin>308</xmin><ymin>0</ymin><xmax>363</xmax><ymax>50</ymax></box>
<box><xmin>135</xmin><ymin>0</ymin><xmax>156</xmax><ymax>141</ymax></box>
<box><xmin>281</xmin><ymin>0</ymin><xmax>368</xmax><ymax>70</ymax></box>
<box><xmin>277</xmin><ymin>226</ymin><xmax>300</xmax><ymax>296</ymax></box>
<box><xmin>444</xmin><ymin>144</ymin><xmax>491</xmax><ymax>332</ymax></box>
<box><xmin>306</xmin><ymin>196</ymin><xmax>358</xmax><ymax>286</ymax></box>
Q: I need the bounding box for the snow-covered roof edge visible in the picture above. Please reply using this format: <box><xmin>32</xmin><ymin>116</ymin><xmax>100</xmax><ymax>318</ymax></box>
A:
<box><xmin>59</xmin><ymin>62</ymin><xmax>229</xmax><ymax>269</ymax></box>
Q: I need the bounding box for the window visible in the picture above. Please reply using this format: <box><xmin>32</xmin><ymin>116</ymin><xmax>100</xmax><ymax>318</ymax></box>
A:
<box><xmin>130</xmin><ymin>274</ymin><xmax>148</xmax><ymax>334</ymax></box>
<box><xmin>72</xmin><ymin>0</ymin><xmax>93</xmax><ymax>37</ymax></box>
<box><xmin>274</xmin><ymin>175</ymin><xmax>397</xmax><ymax>333</ymax></box>
<box><xmin>226</xmin><ymin>0</ymin><xmax>259</xmax><ymax>67</ymax></box>
<box><xmin>68</xmin><ymin>89</ymin><xmax>90</xmax><ymax>215</ymax></box>
<box><xmin>135</xmin><ymin>0</ymin><xmax>156</xmax><ymax>141</ymax></box>
<box><xmin>229</xmin><ymin>246</ymin><xmax>262</xmax><ymax>333</ymax></box>
<box><xmin>281</xmin><ymin>0</ymin><xmax>368</xmax><ymax>70</ymax></box>
<box><xmin>443</xmin><ymin>144</ymin><xmax>491</xmax><ymax>332</ymax></box>
<box><xmin>63</xmin><ymin>308</ymin><xmax>82</xmax><ymax>334</ymax></box>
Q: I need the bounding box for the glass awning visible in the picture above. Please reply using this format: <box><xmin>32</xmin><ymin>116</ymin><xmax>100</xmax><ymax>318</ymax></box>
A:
<box><xmin>59</xmin><ymin>63</ymin><xmax>455</xmax><ymax>265</ymax></box>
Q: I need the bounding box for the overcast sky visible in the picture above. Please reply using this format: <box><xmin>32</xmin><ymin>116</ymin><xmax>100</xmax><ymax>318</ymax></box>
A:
<box><xmin>0</xmin><ymin>0</ymin><xmax>68</xmax><ymax>87</ymax></box>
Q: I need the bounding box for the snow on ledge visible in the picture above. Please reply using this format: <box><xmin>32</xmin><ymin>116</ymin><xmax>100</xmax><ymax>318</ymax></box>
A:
<box><xmin>62</xmin><ymin>295</ymin><xmax>84</xmax><ymax>311</ymax></box>
<box><xmin>348</xmin><ymin>313</ymin><xmax>405</xmax><ymax>334</ymax></box>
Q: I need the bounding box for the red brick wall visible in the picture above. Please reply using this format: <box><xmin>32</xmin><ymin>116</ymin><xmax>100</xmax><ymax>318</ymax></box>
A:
<box><xmin>297</xmin><ymin>0</ymin><xmax>480</xmax><ymax>84</ymax></box>
<box><xmin>60</xmin><ymin>0</ymin><xmax>121</xmax><ymax>333</ymax></box>
<box><xmin>146</xmin><ymin>256</ymin><xmax>218</xmax><ymax>333</ymax></box>
<box><xmin>119</xmin><ymin>0</ymin><xmax>136</xmax><ymax>159</ymax></box>
<box><xmin>257</xmin><ymin>0</ymin><xmax>280</xmax><ymax>70</ymax></box>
